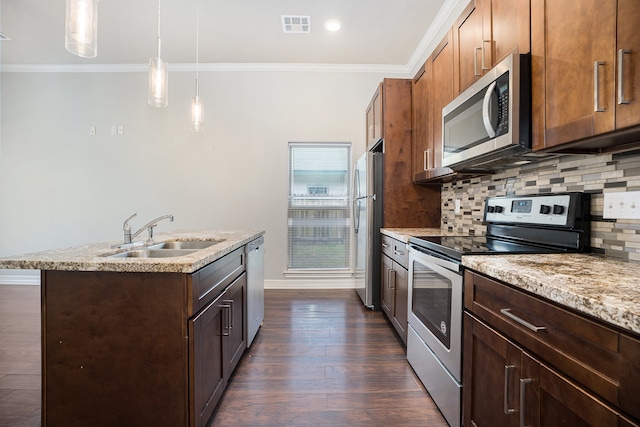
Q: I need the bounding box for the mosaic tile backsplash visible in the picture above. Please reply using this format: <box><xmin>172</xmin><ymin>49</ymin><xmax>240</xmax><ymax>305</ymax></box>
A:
<box><xmin>441</xmin><ymin>150</ymin><xmax>640</xmax><ymax>261</ymax></box>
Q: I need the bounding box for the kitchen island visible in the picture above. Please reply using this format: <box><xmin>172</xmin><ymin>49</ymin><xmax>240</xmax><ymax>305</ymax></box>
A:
<box><xmin>0</xmin><ymin>229</ymin><xmax>265</xmax><ymax>427</ymax></box>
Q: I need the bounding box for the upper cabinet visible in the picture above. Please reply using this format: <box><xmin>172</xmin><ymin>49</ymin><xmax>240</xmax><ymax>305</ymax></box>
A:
<box><xmin>366</xmin><ymin>86</ymin><xmax>383</xmax><ymax>149</ymax></box>
<box><xmin>532</xmin><ymin>0</ymin><xmax>640</xmax><ymax>152</ymax></box>
<box><xmin>453</xmin><ymin>0</ymin><xmax>530</xmax><ymax>95</ymax></box>
<box><xmin>412</xmin><ymin>31</ymin><xmax>457</xmax><ymax>183</ymax></box>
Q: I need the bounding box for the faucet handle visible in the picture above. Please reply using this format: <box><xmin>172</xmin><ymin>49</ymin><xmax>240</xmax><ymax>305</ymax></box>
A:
<box><xmin>123</xmin><ymin>213</ymin><xmax>137</xmax><ymax>230</ymax></box>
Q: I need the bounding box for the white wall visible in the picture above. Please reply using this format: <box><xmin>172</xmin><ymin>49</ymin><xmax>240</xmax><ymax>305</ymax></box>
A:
<box><xmin>0</xmin><ymin>69</ymin><xmax>390</xmax><ymax>281</ymax></box>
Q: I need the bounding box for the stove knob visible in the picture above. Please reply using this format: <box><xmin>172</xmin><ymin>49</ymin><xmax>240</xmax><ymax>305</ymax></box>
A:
<box><xmin>495</xmin><ymin>206</ymin><xmax>504</xmax><ymax>213</ymax></box>
<box><xmin>540</xmin><ymin>204</ymin><xmax>551</xmax><ymax>214</ymax></box>
<box><xmin>553</xmin><ymin>204</ymin><xmax>565</xmax><ymax>215</ymax></box>
<box><xmin>487</xmin><ymin>206</ymin><xmax>495</xmax><ymax>213</ymax></box>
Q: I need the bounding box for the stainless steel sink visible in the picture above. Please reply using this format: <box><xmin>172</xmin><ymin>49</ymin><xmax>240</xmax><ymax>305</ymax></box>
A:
<box><xmin>148</xmin><ymin>240</ymin><xmax>223</xmax><ymax>250</ymax></box>
<box><xmin>107</xmin><ymin>249</ymin><xmax>198</xmax><ymax>258</ymax></box>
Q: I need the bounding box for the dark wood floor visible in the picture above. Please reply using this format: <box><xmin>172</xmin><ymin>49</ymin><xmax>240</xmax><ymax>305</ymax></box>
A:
<box><xmin>0</xmin><ymin>286</ymin><xmax>447</xmax><ymax>427</ymax></box>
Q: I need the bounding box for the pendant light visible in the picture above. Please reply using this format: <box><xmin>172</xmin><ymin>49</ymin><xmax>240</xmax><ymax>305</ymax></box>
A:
<box><xmin>149</xmin><ymin>0</ymin><xmax>168</xmax><ymax>107</ymax></box>
<box><xmin>190</xmin><ymin>0</ymin><xmax>204</xmax><ymax>131</ymax></box>
<box><xmin>65</xmin><ymin>0</ymin><xmax>98</xmax><ymax>58</ymax></box>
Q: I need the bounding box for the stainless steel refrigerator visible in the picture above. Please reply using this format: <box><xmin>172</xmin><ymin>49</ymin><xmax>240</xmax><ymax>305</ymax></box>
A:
<box><xmin>352</xmin><ymin>151</ymin><xmax>383</xmax><ymax>309</ymax></box>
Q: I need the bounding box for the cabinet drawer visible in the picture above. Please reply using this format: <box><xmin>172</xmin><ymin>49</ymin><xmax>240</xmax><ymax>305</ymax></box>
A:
<box><xmin>381</xmin><ymin>234</ymin><xmax>393</xmax><ymax>258</ymax></box>
<box><xmin>190</xmin><ymin>248</ymin><xmax>244</xmax><ymax>316</ymax></box>
<box><xmin>392</xmin><ymin>241</ymin><xmax>408</xmax><ymax>269</ymax></box>
<box><xmin>464</xmin><ymin>270</ymin><xmax>621</xmax><ymax>407</ymax></box>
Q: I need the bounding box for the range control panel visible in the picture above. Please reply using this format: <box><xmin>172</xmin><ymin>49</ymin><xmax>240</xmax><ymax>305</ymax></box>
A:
<box><xmin>484</xmin><ymin>194</ymin><xmax>578</xmax><ymax>226</ymax></box>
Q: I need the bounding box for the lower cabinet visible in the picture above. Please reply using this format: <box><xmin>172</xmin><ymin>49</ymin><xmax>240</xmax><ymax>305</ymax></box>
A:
<box><xmin>463</xmin><ymin>313</ymin><xmax>634</xmax><ymax>426</ymax></box>
<box><xmin>190</xmin><ymin>273</ymin><xmax>246</xmax><ymax>427</ymax></box>
<box><xmin>381</xmin><ymin>234</ymin><xmax>408</xmax><ymax>343</ymax></box>
<box><xmin>464</xmin><ymin>270</ymin><xmax>640</xmax><ymax>426</ymax></box>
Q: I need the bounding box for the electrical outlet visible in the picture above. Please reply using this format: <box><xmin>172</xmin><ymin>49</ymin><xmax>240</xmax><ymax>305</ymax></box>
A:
<box><xmin>117</xmin><ymin>125</ymin><xmax>124</xmax><ymax>135</ymax></box>
<box><xmin>111</xmin><ymin>125</ymin><xmax>117</xmax><ymax>135</ymax></box>
<box><xmin>89</xmin><ymin>126</ymin><xmax>96</xmax><ymax>135</ymax></box>
<box><xmin>603</xmin><ymin>191</ymin><xmax>640</xmax><ymax>219</ymax></box>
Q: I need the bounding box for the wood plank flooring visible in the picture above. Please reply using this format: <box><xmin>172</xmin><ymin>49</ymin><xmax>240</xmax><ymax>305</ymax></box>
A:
<box><xmin>211</xmin><ymin>289</ymin><xmax>447</xmax><ymax>426</ymax></box>
<box><xmin>0</xmin><ymin>286</ymin><xmax>447</xmax><ymax>427</ymax></box>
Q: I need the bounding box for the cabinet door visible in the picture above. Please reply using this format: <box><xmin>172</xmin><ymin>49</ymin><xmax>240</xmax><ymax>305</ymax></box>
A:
<box><xmin>616</xmin><ymin>0</ymin><xmax>640</xmax><ymax>129</ymax></box>
<box><xmin>190</xmin><ymin>293</ymin><xmax>226</xmax><ymax>427</ymax></box>
<box><xmin>392</xmin><ymin>261</ymin><xmax>408</xmax><ymax>343</ymax></box>
<box><xmin>488</xmin><ymin>0</ymin><xmax>530</xmax><ymax>65</ymax></box>
<box><xmin>366</xmin><ymin>85</ymin><xmax>383</xmax><ymax>147</ymax></box>
<box><xmin>223</xmin><ymin>273</ymin><xmax>247</xmax><ymax>378</ymax></box>
<box><xmin>431</xmin><ymin>30</ymin><xmax>455</xmax><ymax>174</ymax></box>
<box><xmin>454</xmin><ymin>0</ymin><xmax>485</xmax><ymax>94</ymax></box>
<box><xmin>463</xmin><ymin>313</ymin><xmax>520</xmax><ymax>427</ymax></box>
<box><xmin>412</xmin><ymin>60</ymin><xmax>433</xmax><ymax>181</ymax></box>
<box><xmin>531</xmin><ymin>0</ymin><xmax>617</xmax><ymax>150</ymax></box>
<box><xmin>380</xmin><ymin>253</ymin><xmax>395</xmax><ymax>320</ymax></box>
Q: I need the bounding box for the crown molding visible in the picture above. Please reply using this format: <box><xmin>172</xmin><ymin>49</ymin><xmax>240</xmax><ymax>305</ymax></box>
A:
<box><xmin>1</xmin><ymin>62</ymin><xmax>410</xmax><ymax>76</ymax></box>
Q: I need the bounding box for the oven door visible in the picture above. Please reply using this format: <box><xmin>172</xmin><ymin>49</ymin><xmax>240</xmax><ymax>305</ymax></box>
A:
<box><xmin>407</xmin><ymin>246</ymin><xmax>463</xmax><ymax>381</ymax></box>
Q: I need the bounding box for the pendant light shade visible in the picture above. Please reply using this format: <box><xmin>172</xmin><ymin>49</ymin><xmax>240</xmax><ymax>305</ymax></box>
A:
<box><xmin>190</xmin><ymin>92</ymin><xmax>204</xmax><ymax>132</ymax></box>
<box><xmin>65</xmin><ymin>0</ymin><xmax>98</xmax><ymax>58</ymax></box>
<box><xmin>190</xmin><ymin>0</ymin><xmax>204</xmax><ymax>131</ymax></box>
<box><xmin>149</xmin><ymin>0</ymin><xmax>168</xmax><ymax>107</ymax></box>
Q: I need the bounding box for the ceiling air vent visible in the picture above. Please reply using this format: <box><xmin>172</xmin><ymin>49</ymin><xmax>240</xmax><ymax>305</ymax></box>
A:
<box><xmin>281</xmin><ymin>15</ymin><xmax>311</xmax><ymax>33</ymax></box>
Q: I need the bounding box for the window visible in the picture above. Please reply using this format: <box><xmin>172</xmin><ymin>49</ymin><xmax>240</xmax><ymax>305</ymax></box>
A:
<box><xmin>288</xmin><ymin>143</ymin><xmax>351</xmax><ymax>270</ymax></box>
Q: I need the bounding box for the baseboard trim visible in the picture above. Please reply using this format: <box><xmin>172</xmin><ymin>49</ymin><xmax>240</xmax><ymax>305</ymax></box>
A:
<box><xmin>0</xmin><ymin>271</ymin><xmax>355</xmax><ymax>290</ymax></box>
<box><xmin>0</xmin><ymin>270</ymin><xmax>40</xmax><ymax>285</ymax></box>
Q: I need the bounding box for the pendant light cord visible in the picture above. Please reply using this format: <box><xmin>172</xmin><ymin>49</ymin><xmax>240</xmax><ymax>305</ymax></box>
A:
<box><xmin>195</xmin><ymin>0</ymin><xmax>200</xmax><ymax>92</ymax></box>
<box><xmin>156</xmin><ymin>0</ymin><xmax>162</xmax><ymax>57</ymax></box>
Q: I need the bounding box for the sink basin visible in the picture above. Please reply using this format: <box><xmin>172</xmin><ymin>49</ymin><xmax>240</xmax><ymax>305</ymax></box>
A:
<box><xmin>106</xmin><ymin>249</ymin><xmax>198</xmax><ymax>258</ymax></box>
<box><xmin>148</xmin><ymin>240</ymin><xmax>224</xmax><ymax>250</ymax></box>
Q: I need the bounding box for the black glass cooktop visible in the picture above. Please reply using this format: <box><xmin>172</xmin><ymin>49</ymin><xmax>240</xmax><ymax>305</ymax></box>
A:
<box><xmin>409</xmin><ymin>235</ymin><xmax>568</xmax><ymax>262</ymax></box>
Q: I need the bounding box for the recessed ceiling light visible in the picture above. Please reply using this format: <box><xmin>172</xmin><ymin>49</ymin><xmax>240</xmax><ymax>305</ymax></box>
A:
<box><xmin>281</xmin><ymin>15</ymin><xmax>311</xmax><ymax>33</ymax></box>
<box><xmin>324</xmin><ymin>19</ymin><xmax>342</xmax><ymax>32</ymax></box>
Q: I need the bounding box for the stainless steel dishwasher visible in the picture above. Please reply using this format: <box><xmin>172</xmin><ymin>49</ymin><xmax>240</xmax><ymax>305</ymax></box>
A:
<box><xmin>246</xmin><ymin>236</ymin><xmax>264</xmax><ymax>346</ymax></box>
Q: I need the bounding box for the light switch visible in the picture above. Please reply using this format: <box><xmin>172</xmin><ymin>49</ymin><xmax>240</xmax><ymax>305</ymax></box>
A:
<box><xmin>603</xmin><ymin>191</ymin><xmax>640</xmax><ymax>219</ymax></box>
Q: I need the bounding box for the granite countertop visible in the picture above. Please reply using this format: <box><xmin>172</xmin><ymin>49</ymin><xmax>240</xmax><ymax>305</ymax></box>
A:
<box><xmin>380</xmin><ymin>228</ymin><xmax>446</xmax><ymax>243</ymax></box>
<box><xmin>463</xmin><ymin>254</ymin><xmax>640</xmax><ymax>336</ymax></box>
<box><xmin>0</xmin><ymin>230</ymin><xmax>264</xmax><ymax>274</ymax></box>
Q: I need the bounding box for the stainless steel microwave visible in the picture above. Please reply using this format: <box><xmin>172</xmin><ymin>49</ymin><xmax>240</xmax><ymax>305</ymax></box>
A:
<box><xmin>441</xmin><ymin>54</ymin><xmax>534</xmax><ymax>172</ymax></box>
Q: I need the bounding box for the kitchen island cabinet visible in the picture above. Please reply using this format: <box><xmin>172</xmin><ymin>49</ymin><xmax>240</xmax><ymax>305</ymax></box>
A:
<box><xmin>463</xmin><ymin>269</ymin><xmax>640</xmax><ymax>426</ymax></box>
<box><xmin>0</xmin><ymin>230</ymin><xmax>264</xmax><ymax>427</ymax></box>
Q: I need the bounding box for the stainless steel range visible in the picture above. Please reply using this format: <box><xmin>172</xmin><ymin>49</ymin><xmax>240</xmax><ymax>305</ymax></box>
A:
<box><xmin>406</xmin><ymin>192</ymin><xmax>591</xmax><ymax>426</ymax></box>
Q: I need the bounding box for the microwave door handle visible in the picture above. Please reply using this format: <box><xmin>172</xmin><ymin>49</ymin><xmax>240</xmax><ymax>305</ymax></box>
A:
<box><xmin>482</xmin><ymin>81</ymin><xmax>498</xmax><ymax>138</ymax></box>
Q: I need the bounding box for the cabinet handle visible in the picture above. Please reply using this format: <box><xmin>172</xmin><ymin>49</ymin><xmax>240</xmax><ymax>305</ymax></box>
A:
<box><xmin>394</xmin><ymin>250</ymin><xmax>405</xmax><ymax>257</ymax></box>
<box><xmin>388</xmin><ymin>269</ymin><xmax>396</xmax><ymax>290</ymax></box>
<box><xmin>474</xmin><ymin>47</ymin><xmax>483</xmax><ymax>77</ymax></box>
<box><xmin>423</xmin><ymin>149</ymin><xmax>433</xmax><ymax>171</ymax></box>
<box><xmin>500</xmin><ymin>308</ymin><xmax>546</xmax><ymax>332</ymax></box>
<box><xmin>223</xmin><ymin>299</ymin><xmax>234</xmax><ymax>330</ymax></box>
<box><xmin>481</xmin><ymin>40</ymin><xmax>491</xmax><ymax>71</ymax></box>
<box><xmin>520</xmin><ymin>378</ymin><xmax>532</xmax><ymax>427</ymax></box>
<box><xmin>220</xmin><ymin>304</ymin><xmax>231</xmax><ymax>336</ymax></box>
<box><xmin>504</xmin><ymin>365</ymin><xmax>516</xmax><ymax>415</ymax></box>
<box><xmin>618</xmin><ymin>49</ymin><xmax>632</xmax><ymax>105</ymax></box>
<box><xmin>594</xmin><ymin>61</ymin><xmax>606</xmax><ymax>112</ymax></box>
<box><xmin>382</xmin><ymin>243</ymin><xmax>390</xmax><ymax>249</ymax></box>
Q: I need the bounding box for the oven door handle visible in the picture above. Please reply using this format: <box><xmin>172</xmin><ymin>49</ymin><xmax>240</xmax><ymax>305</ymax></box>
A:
<box><xmin>409</xmin><ymin>246</ymin><xmax>461</xmax><ymax>273</ymax></box>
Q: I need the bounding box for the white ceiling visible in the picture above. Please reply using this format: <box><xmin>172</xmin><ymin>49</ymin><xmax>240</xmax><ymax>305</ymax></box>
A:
<box><xmin>0</xmin><ymin>0</ymin><xmax>456</xmax><ymax>72</ymax></box>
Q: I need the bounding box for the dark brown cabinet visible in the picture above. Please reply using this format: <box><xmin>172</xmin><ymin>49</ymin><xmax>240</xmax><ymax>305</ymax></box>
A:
<box><xmin>367</xmin><ymin>79</ymin><xmax>441</xmax><ymax>227</ymax></box>
<box><xmin>531</xmin><ymin>0</ymin><xmax>640</xmax><ymax>153</ymax></box>
<box><xmin>42</xmin><ymin>247</ymin><xmax>249</xmax><ymax>427</ymax></box>
<box><xmin>412</xmin><ymin>30</ymin><xmax>457</xmax><ymax>183</ymax></box>
<box><xmin>464</xmin><ymin>270</ymin><xmax>640</xmax><ymax>426</ymax></box>
<box><xmin>453</xmin><ymin>0</ymin><xmax>530</xmax><ymax>95</ymax></box>
<box><xmin>191</xmin><ymin>272</ymin><xmax>246</xmax><ymax>427</ymax></box>
<box><xmin>380</xmin><ymin>234</ymin><xmax>408</xmax><ymax>343</ymax></box>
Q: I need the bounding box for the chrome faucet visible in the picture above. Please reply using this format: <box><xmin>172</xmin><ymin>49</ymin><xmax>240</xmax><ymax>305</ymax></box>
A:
<box><xmin>122</xmin><ymin>213</ymin><xmax>174</xmax><ymax>244</ymax></box>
